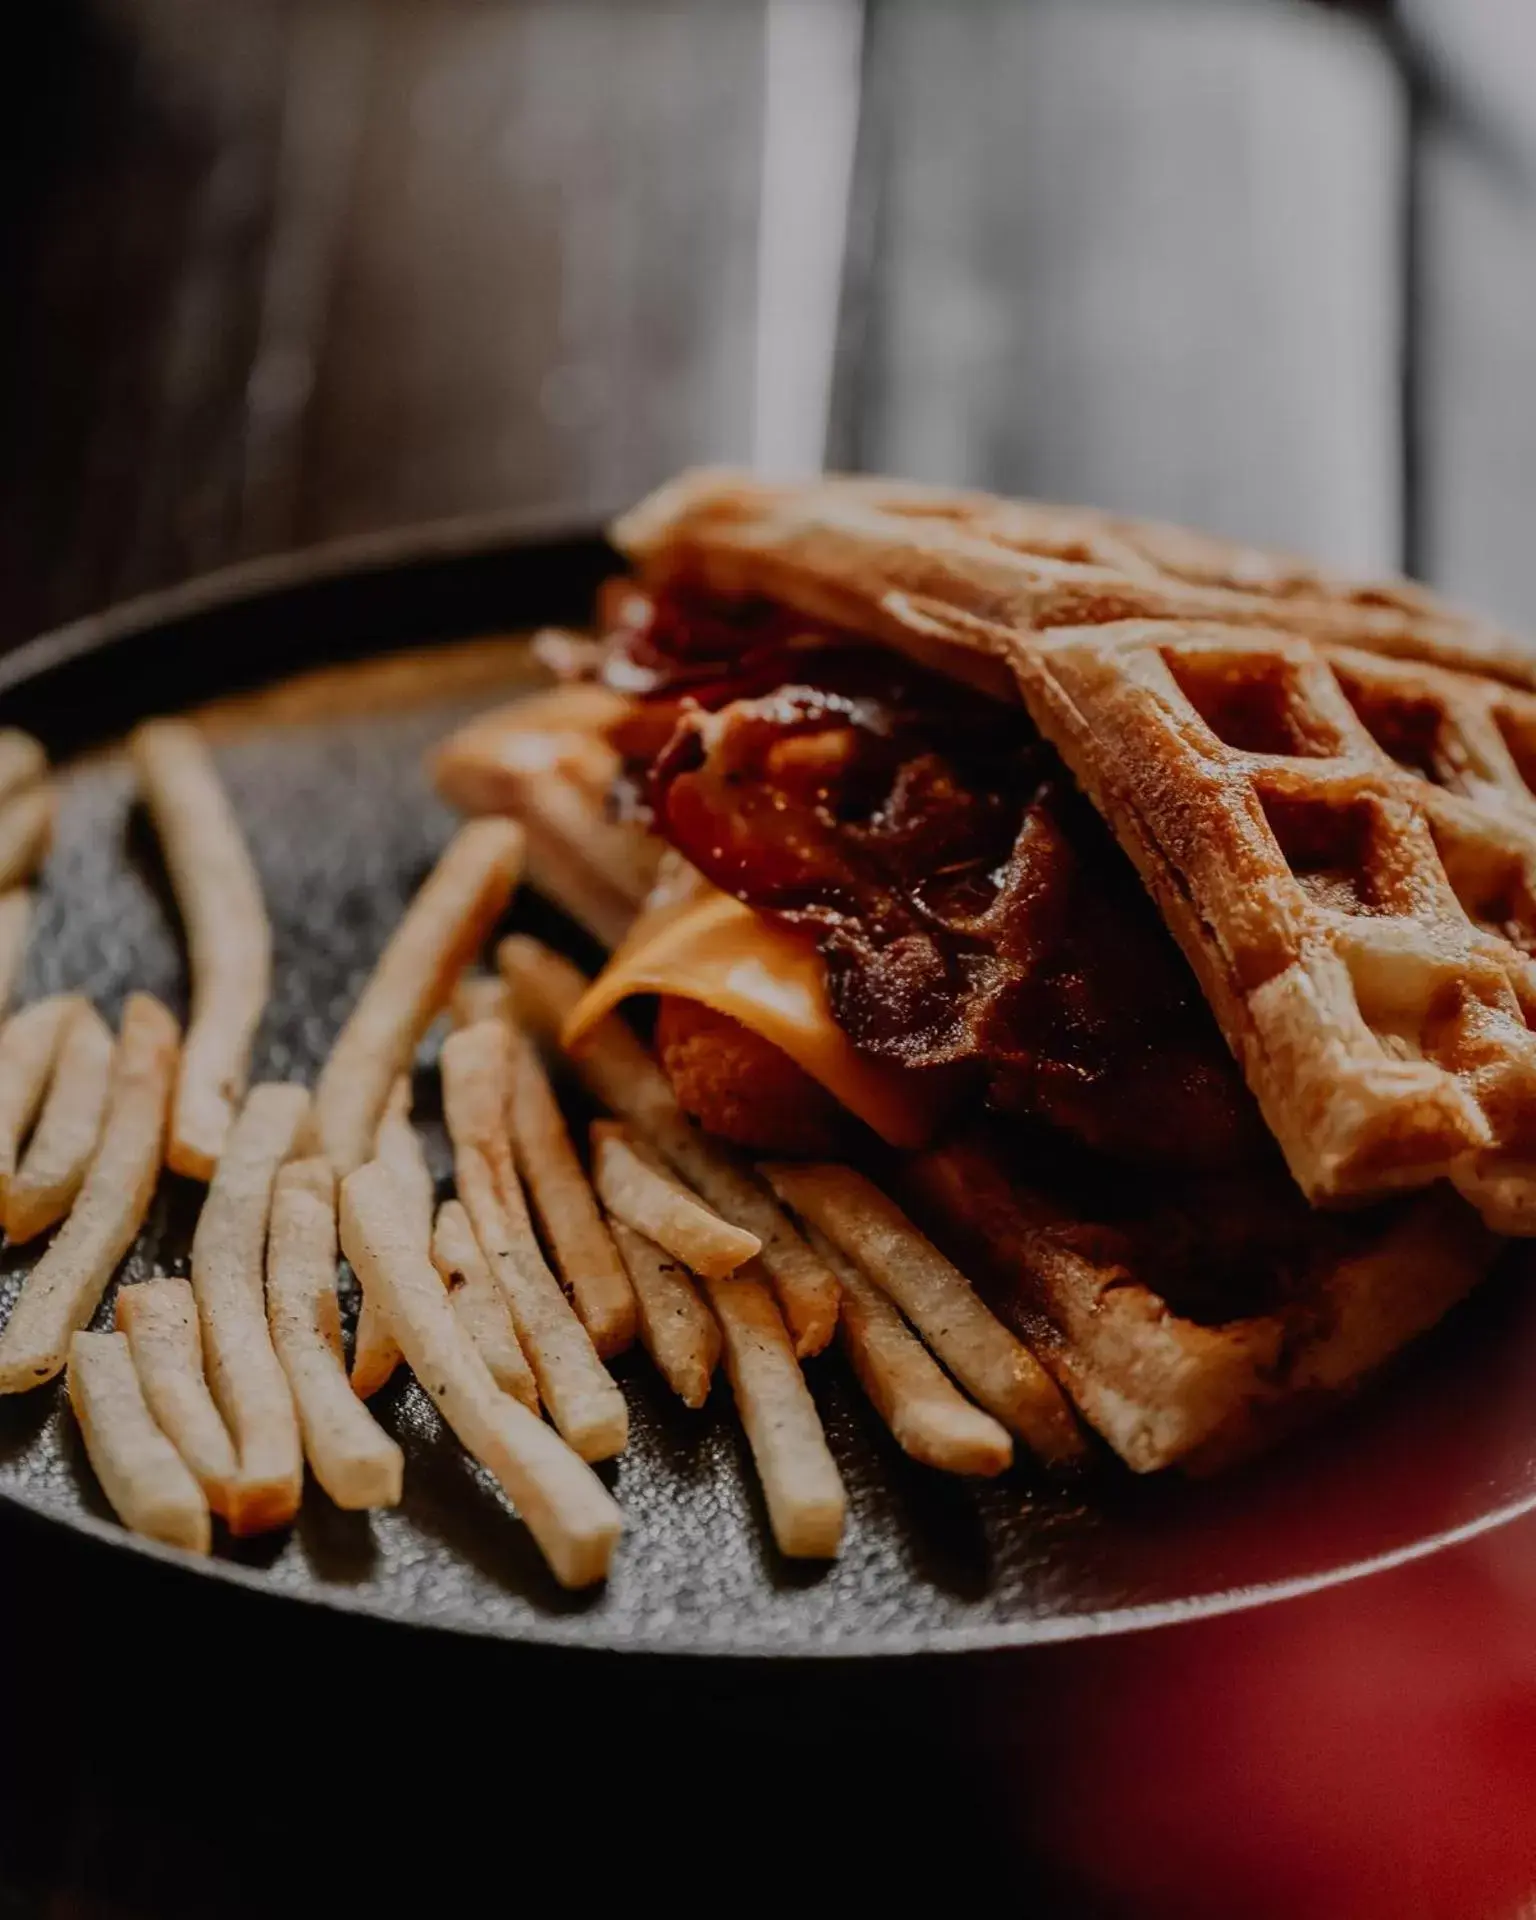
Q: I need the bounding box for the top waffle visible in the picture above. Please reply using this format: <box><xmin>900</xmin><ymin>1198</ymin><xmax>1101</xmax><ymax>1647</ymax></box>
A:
<box><xmin>614</xmin><ymin>471</ymin><xmax>1536</xmax><ymax>1230</ymax></box>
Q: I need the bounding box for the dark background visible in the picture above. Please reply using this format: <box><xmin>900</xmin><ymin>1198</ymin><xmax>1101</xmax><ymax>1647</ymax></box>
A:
<box><xmin>3</xmin><ymin>4</ymin><xmax>1536</xmax><ymax>1915</ymax></box>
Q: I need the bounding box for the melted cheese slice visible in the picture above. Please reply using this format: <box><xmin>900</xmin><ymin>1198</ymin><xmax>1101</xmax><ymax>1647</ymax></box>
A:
<box><xmin>562</xmin><ymin>863</ymin><xmax>934</xmax><ymax>1149</ymax></box>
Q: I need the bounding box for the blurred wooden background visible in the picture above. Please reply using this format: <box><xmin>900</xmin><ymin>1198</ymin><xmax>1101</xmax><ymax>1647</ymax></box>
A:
<box><xmin>0</xmin><ymin>0</ymin><xmax>1533</xmax><ymax>649</ymax></box>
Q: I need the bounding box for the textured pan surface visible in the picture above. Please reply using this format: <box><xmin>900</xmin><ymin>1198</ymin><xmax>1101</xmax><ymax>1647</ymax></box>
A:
<box><xmin>2</xmin><ymin>519</ymin><xmax>1535</xmax><ymax>1656</ymax></box>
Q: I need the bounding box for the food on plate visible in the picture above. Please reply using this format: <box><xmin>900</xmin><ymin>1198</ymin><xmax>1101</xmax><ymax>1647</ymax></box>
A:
<box><xmin>653</xmin><ymin>995</ymin><xmax>845</xmax><ymax>1155</ymax></box>
<box><xmin>499</xmin><ymin>935</ymin><xmax>841</xmax><ymax>1357</ymax></box>
<box><xmin>502</xmin><ymin>1021</ymin><xmax>637</xmax><ymax>1358</ymax></box>
<box><xmin>430</xmin><ymin>1198</ymin><xmax>538</xmax><ymax>1409</ymax></box>
<box><xmin>306</xmin><ymin>816</ymin><xmax>524</xmax><ymax>1179</ymax></box>
<box><xmin>4</xmin><ymin>1000</ymin><xmax>114</xmax><ymax>1242</ymax></box>
<box><xmin>190</xmin><ymin>1082</ymin><xmax>310</xmax><ymax>1534</ymax></box>
<box><xmin>767</xmin><ymin>1162</ymin><xmax>1082</xmax><ymax>1463</ymax></box>
<box><xmin>19</xmin><ymin>466</ymin><xmax>1536</xmax><ymax>1589</ymax></box>
<box><xmin>0</xmin><ymin>785</ymin><xmax>54</xmax><ymax>892</ymax></box>
<box><xmin>451</xmin><ymin>970</ymin><xmax>512</xmax><ymax>1031</ymax></box>
<box><xmin>0</xmin><ymin>730</ymin><xmax>48</xmax><ymax>810</ymax></box>
<box><xmin>340</xmin><ymin>1159</ymin><xmax>623</xmax><ymax>1589</ymax></box>
<box><xmin>0</xmin><ymin>994</ymin><xmax>80</xmax><ymax>1195</ymax></box>
<box><xmin>68</xmin><ymin>1329</ymin><xmax>210</xmax><ymax>1554</ymax></box>
<box><xmin>433</xmin><ymin>684</ymin><xmax>659</xmax><ymax>948</ymax></box>
<box><xmin>116</xmin><ymin>1277</ymin><xmax>239</xmax><ymax>1506</ymax></box>
<box><xmin>591</xmin><ymin>1118</ymin><xmax>762</xmax><ymax>1279</ymax></box>
<box><xmin>0</xmin><ymin>994</ymin><xmax>178</xmax><ymax>1393</ymax></box>
<box><xmin>349</xmin><ymin>1077</ymin><xmax>433</xmax><ymax>1400</ymax></box>
<box><xmin>802</xmin><ymin>1220</ymin><xmax>1012</xmax><ymax>1477</ymax></box>
<box><xmin>606</xmin><ymin>1215</ymin><xmax>720</xmax><ymax>1409</ymax></box>
<box><xmin>440</xmin><ymin>1020</ymin><xmax>628</xmax><ymax>1461</ymax></box>
<box><xmin>701</xmin><ymin>1267</ymin><xmax>845</xmax><ymax>1559</ymax></box>
<box><xmin>0</xmin><ymin>889</ymin><xmax>30</xmax><ymax>1014</ymax></box>
<box><xmin>268</xmin><ymin>1156</ymin><xmax>404</xmax><ymax>1510</ymax></box>
<box><xmin>434</xmin><ymin>469</ymin><xmax>1530</xmax><ymax>1473</ymax></box>
<box><xmin>131</xmin><ymin>719</ymin><xmax>272</xmax><ymax>1180</ymax></box>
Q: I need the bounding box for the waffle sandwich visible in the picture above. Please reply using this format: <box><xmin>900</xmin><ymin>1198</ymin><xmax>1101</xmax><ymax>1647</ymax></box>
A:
<box><xmin>435</xmin><ymin>469</ymin><xmax>1529</xmax><ymax>1472</ymax></box>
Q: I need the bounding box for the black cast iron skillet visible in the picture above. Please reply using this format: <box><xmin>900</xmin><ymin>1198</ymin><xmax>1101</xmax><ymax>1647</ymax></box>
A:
<box><xmin>2</xmin><ymin>510</ymin><xmax>1535</xmax><ymax>1658</ymax></box>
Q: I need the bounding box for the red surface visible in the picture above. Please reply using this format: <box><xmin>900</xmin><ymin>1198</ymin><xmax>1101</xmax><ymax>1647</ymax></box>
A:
<box><xmin>1007</xmin><ymin>1518</ymin><xmax>1536</xmax><ymax>1918</ymax></box>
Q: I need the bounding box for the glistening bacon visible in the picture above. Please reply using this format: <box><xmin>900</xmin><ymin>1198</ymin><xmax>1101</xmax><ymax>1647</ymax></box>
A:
<box><xmin>606</xmin><ymin>586</ymin><xmax>1266</xmax><ymax>1170</ymax></box>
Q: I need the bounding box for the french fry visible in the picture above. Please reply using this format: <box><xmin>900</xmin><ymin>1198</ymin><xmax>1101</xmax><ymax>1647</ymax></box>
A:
<box><xmin>529</xmin><ymin>629</ymin><xmax>609</xmax><ymax>685</ymax></box>
<box><xmin>349</xmin><ymin>1077</ymin><xmax>433</xmax><ymax>1399</ymax></box>
<box><xmin>506</xmin><ymin>1028</ymin><xmax>636</xmax><ymax>1357</ymax></box>
<box><xmin>68</xmin><ymin>1330</ymin><xmax>210</xmax><ymax>1554</ymax></box>
<box><xmin>450</xmin><ymin>972</ymin><xmax>511</xmax><ymax>1031</ymax></box>
<box><xmin>130</xmin><ymin>720</ymin><xmax>272</xmax><ymax>1180</ymax></box>
<box><xmin>701</xmin><ymin>1269</ymin><xmax>845</xmax><ymax>1559</ymax></box>
<box><xmin>116</xmin><ymin>1277</ymin><xmax>238</xmax><ymax>1505</ymax></box>
<box><xmin>0</xmin><ymin>730</ymin><xmax>47</xmax><ymax>809</ymax></box>
<box><xmin>764</xmin><ymin>1163</ymin><xmax>1084</xmax><ymax>1464</ymax></box>
<box><xmin>591</xmin><ymin>1120</ymin><xmax>760</xmax><ymax>1280</ymax></box>
<box><xmin>340</xmin><ymin>1160</ymin><xmax>623</xmax><ymax>1589</ymax></box>
<box><xmin>441</xmin><ymin>1021</ymin><xmax>627</xmax><ymax>1461</ymax></box>
<box><xmin>515</xmin><ymin>779</ymin><xmax>654</xmax><ymax>951</ymax></box>
<box><xmin>0</xmin><ymin>994</ymin><xmax>178</xmax><ymax>1394</ymax></box>
<box><xmin>0</xmin><ymin>890</ymin><xmax>30</xmax><ymax>1014</ymax></box>
<box><xmin>802</xmin><ymin>1223</ymin><xmax>1012</xmax><ymax>1476</ymax></box>
<box><xmin>432</xmin><ymin>691</ymin><xmax>625</xmax><ymax>812</ymax></box>
<box><xmin>438</xmin><ymin>682</ymin><xmax>629</xmax><ymax>762</ymax></box>
<box><xmin>0</xmin><ymin>785</ymin><xmax>54</xmax><ymax>891</ymax></box>
<box><xmin>607</xmin><ymin>1217</ymin><xmax>720</xmax><ymax>1409</ymax></box>
<box><xmin>269</xmin><ymin>1156</ymin><xmax>403</xmax><ymax>1510</ymax></box>
<box><xmin>498</xmin><ymin>937</ymin><xmax>840</xmax><ymax>1356</ymax></box>
<box><xmin>307</xmin><ymin>818</ymin><xmax>524</xmax><ymax>1178</ymax></box>
<box><xmin>190</xmin><ymin>1082</ymin><xmax>310</xmax><ymax>1533</ymax></box>
<box><xmin>433</xmin><ymin>698</ymin><xmax>652</xmax><ymax>947</ymax></box>
<box><xmin>0</xmin><ymin>994</ymin><xmax>79</xmax><ymax>1196</ymax></box>
<box><xmin>430</xmin><ymin>1199</ymin><xmax>538</xmax><ymax>1410</ymax></box>
<box><xmin>4</xmin><ymin>1001</ymin><xmax>114</xmax><ymax>1242</ymax></box>
<box><xmin>451</xmin><ymin>976</ymin><xmax>637</xmax><ymax>1353</ymax></box>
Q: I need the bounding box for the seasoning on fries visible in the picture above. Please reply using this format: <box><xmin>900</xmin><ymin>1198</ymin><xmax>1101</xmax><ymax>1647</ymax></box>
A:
<box><xmin>608</xmin><ymin>1217</ymin><xmax>720</xmax><ymax>1409</ymax></box>
<box><xmin>0</xmin><ymin>994</ymin><xmax>178</xmax><ymax>1394</ymax></box>
<box><xmin>505</xmin><ymin>1026</ymin><xmax>636</xmax><ymax>1358</ymax></box>
<box><xmin>308</xmin><ymin>817</ymin><xmax>524</xmax><ymax>1179</ymax></box>
<box><xmin>0</xmin><ymin>993</ymin><xmax>79</xmax><ymax>1195</ymax></box>
<box><xmin>130</xmin><ymin>720</ymin><xmax>272</xmax><ymax>1180</ymax></box>
<box><xmin>802</xmin><ymin>1223</ymin><xmax>1012</xmax><ymax>1477</ymax></box>
<box><xmin>765</xmin><ymin>1162</ymin><xmax>1084</xmax><ymax>1464</ymax></box>
<box><xmin>349</xmin><ymin>1077</ymin><xmax>433</xmax><ymax>1400</ymax></box>
<box><xmin>592</xmin><ymin>1120</ymin><xmax>760</xmax><ymax>1280</ymax></box>
<box><xmin>440</xmin><ymin>1020</ymin><xmax>627</xmax><ymax>1461</ymax></box>
<box><xmin>4</xmin><ymin>1000</ymin><xmax>114</xmax><ymax>1242</ymax></box>
<box><xmin>340</xmin><ymin>1159</ymin><xmax>624</xmax><ymax>1589</ymax></box>
<box><xmin>269</xmin><ymin>1155</ymin><xmax>403</xmax><ymax>1510</ymax></box>
<box><xmin>68</xmin><ymin>1330</ymin><xmax>210</xmax><ymax>1554</ymax></box>
<box><xmin>116</xmin><ymin>1277</ymin><xmax>238</xmax><ymax>1506</ymax></box>
<box><xmin>190</xmin><ymin>1082</ymin><xmax>310</xmax><ymax>1533</ymax></box>
<box><xmin>430</xmin><ymin>1198</ymin><xmax>538</xmax><ymax>1410</ymax></box>
<box><xmin>701</xmin><ymin>1269</ymin><xmax>845</xmax><ymax>1559</ymax></box>
<box><xmin>498</xmin><ymin>937</ymin><xmax>840</xmax><ymax>1357</ymax></box>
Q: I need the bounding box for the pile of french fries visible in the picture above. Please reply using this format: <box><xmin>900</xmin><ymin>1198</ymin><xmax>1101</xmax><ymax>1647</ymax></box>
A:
<box><xmin>0</xmin><ymin>704</ymin><xmax>1086</xmax><ymax>1592</ymax></box>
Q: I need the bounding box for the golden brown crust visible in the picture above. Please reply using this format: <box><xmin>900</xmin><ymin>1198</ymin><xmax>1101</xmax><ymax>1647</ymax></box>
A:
<box><xmin>1014</xmin><ymin>622</ymin><xmax>1536</xmax><ymax>1224</ymax></box>
<box><xmin>908</xmin><ymin>1142</ymin><xmax>1501</xmax><ymax>1474</ymax></box>
<box><xmin>613</xmin><ymin>470</ymin><xmax>1536</xmax><ymax>1229</ymax></box>
<box><xmin>653</xmin><ymin>998</ymin><xmax>847</xmax><ymax>1156</ymax></box>
<box><xmin>613</xmin><ymin>468</ymin><xmax>1536</xmax><ymax>692</ymax></box>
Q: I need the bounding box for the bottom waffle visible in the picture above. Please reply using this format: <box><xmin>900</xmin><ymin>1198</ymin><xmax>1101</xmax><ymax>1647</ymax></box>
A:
<box><xmin>905</xmin><ymin>1138</ymin><xmax>1504</xmax><ymax>1474</ymax></box>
